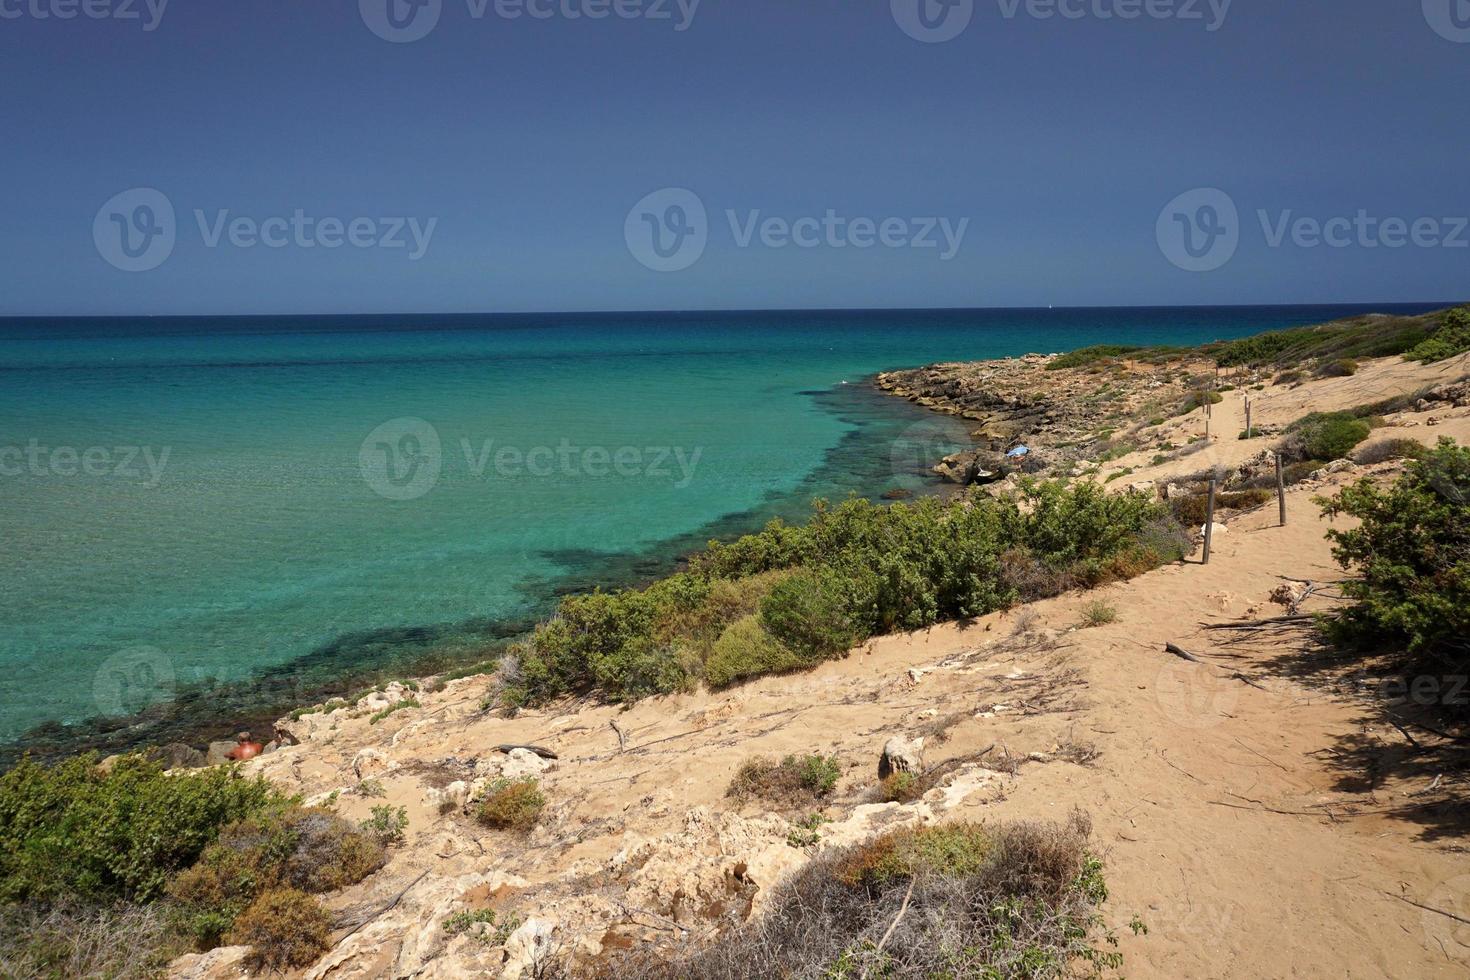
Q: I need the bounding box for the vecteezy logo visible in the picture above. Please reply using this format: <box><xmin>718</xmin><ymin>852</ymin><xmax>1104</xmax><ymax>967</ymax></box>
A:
<box><xmin>890</xmin><ymin>418</ymin><xmax>969</xmax><ymax>487</ymax></box>
<box><xmin>1154</xmin><ymin>658</ymin><xmax>1241</xmax><ymax>729</ymax></box>
<box><xmin>360</xmin><ymin>417</ymin><xmax>443</xmax><ymax>500</ymax></box>
<box><xmin>625</xmin><ymin>188</ymin><xmax>708</xmax><ymax>272</ymax></box>
<box><xmin>892</xmin><ymin>0</ymin><xmax>974</xmax><ymax>43</ymax></box>
<box><xmin>1156</xmin><ymin>188</ymin><xmax>1239</xmax><ymax>273</ymax></box>
<box><xmin>360</xmin><ymin>0</ymin><xmax>442</xmax><ymax>43</ymax></box>
<box><xmin>93</xmin><ymin>646</ymin><xmax>175</xmax><ymax>718</ymax></box>
<box><xmin>1423</xmin><ymin>874</ymin><xmax>1470</xmax><ymax>950</ymax></box>
<box><xmin>1424</xmin><ymin>0</ymin><xmax>1470</xmax><ymax>42</ymax></box>
<box><xmin>93</xmin><ymin>188</ymin><xmax>176</xmax><ymax>273</ymax></box>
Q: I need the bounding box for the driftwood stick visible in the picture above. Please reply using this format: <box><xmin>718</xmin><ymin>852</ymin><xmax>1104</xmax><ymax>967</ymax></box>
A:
<box><xmin>335</xmin><ymin>869</ymin><xmax>430</xmax><ymax>937</ymax></box>
<box><xmin>609</xmin><ymin>719</ymin><xmax>627</xmax><ymax>753</ymax></box>
<box><xmin>875</xmin><ymin>878</ymin><xmax>917</xmax><ymax>955</ymax></box>
<box><xmin>1390</xmin><ymin>893</ymin><xmax>1470</xmax><ymax>927</ymax></box>
<box><xmin>495</xmin><ymin>744</ymin><xmax>559</xmax><ymax>760</ymax></box>
<box><xmin>1165</xmin><ymin>642</ymin><xmax>1204</xmax><ymax>664</ymax></box>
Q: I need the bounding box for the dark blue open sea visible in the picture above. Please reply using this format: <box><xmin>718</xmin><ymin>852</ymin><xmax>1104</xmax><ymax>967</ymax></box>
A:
<box><xmin>0</xmin><ymin>304</ymin><xmax>1440</xmax><ymax>757</ymax></box>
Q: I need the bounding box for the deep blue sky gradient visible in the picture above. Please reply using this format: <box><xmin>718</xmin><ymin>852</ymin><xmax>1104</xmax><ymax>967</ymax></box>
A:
<box><xmin>1</xmin><ymin>0</ymin><xmax>1466</xmax><ymax>314</ymax></box>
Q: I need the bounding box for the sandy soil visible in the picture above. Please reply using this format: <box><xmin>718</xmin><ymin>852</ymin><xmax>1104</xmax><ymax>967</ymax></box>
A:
<box><xmin>176</xmin><ymin>357</ymin><xmax>1470</xmax><ymax>980</ymax></box>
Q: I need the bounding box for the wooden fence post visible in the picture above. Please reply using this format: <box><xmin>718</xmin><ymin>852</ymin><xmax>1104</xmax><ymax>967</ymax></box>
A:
<box><xmin>1203</xmin><ymin>478</ymin><xmax>1217</xmax><ymax>564</ymax></box>
<box><xmin>1276</xmin><ymin>453</ymin><xmax>1286</xmax><ymax>526</ymax></box>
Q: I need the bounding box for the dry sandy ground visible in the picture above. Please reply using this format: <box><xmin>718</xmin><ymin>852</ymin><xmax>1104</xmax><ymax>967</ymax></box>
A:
<box><xmin>175</xmin><ymin>359</ymin><xmax>1470</xmax><ymax>980</ymax></box>
<box><xmin>1093</xmin><ymin>349</ymin><xmax>1470</xmax><ymax>488</ymax></box>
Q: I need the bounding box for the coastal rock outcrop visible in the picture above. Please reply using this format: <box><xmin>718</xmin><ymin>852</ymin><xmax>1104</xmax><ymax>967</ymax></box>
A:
<box><xmin>878</xmin><ymin>735</ymin><xmax>924</xmax><ymax>779</ymax></box>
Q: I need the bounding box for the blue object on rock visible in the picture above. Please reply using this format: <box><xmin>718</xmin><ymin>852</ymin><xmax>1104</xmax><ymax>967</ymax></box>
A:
<box><xmin>1006</xmin><ymin>446</ymin><xmax>1030</xmax><ymax>458</ymax></box>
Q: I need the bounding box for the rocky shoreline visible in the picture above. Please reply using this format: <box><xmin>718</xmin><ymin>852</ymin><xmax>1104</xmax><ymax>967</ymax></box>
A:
<box><xmin>875</xmin><ymin>349</ymin><xmax>1220</xmax><ymax>487</ymax></box>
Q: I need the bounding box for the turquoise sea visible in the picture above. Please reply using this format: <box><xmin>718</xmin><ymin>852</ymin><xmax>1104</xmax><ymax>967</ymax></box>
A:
<box><xmin>0</xmin><ymin>305</ymin><xmax>1441</xmax><ymax>757</ymax></box>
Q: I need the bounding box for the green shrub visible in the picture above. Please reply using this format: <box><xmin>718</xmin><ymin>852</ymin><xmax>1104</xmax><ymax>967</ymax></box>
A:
<box><xmin>1280</xmin><ymin>412</ymin><xmax>1371</xmax><ymax>462</ymax></box>
<box><xmin>876</xmin><ymin>771</ymin><xmax>921</xmax><ymax>804</ymax></box>
<box><xmin>476</xmin><ymin>779</ymin><xmax>545</xmax><ymax>831</ymax></box>
<box><xmin>1320</xmin><ymin>358</ymin><xmax>1358</xmax><ymax>377</ymax></box>
<box><xmin>510</xmin><ymin>485</ymin><xmax>1182</xmax><ymax>707</ymax></box>
<box><xmin>705</xmin><ymin>615</ymin><xmax>806</xmax><ymax>689</ymax></box>
<box><xmin>228</xmin><ymin>887</ymin><xmax>332</xmax><ymax>972</ymax></box>
<box><xmin>759</xmin><ymin>570</ymin><xmax>866</xmax><ymax>662</ymax></box>
<box><xmin>1178</xmin><ymin>390</ymin><xmax>1223</xmax><ymax>414</ymax></box>
<box><xmin>0</xmin><ymin>754</ymin><xmax>284</xmax><ymax>904</ymax></box>
<box><xmin>1045</xmin><ymin>344</ymin><xmax>1145</xmax><ymax>371</ymax></box>
<box><xmin>360</xmin><ymin>804</ymin><xmax>408</xmax><ymax>847</ymax></box>
<box><xmin>1318</xmin><ymin>439</ymin><xmax>1470</xmax><ymax>699</ymax></box>
<box><xmin>1405</xmin><ymin>306</ymin><xmax>1470</xmax><ymax>363</ymax></box>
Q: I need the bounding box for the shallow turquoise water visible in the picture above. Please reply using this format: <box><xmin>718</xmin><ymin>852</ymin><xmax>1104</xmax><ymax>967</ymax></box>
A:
<box><xmin>0</xmin><ymin>306</ymin><xmax>1437</xmax><ymax>748</ymax></box>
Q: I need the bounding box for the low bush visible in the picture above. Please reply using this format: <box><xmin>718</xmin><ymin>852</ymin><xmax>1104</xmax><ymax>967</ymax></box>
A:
<box><xmin>875</xmin><ymin>771</ymin><xmax>921</xmax><ymax>804</ymax></box>
<box><xmin>1178</xmin><ymin>390</ymin><xmax>1223</xmax><ymax>414</ymax></box>
<box><xmin>0</xmin><ymin>754</ymin><xmax>284</xmax><ymax>904</ymax></box>
<box><xmin>606</xmin><ymin>813</ymin><xmax>1115</xmax><ymax>980</ymax></box>
<box><xmin>228</xmin><ymin>887</ymin><xmax>333</xmax><ymax>973</ymax></box>
<box><xmin>1352</xmin><ymin>438</ymin><xmax>1425</xmax><ymax>466</ymax></box>
<box><xmin>1318</xmin><ymin>439</ymin><xmax>1470</xmax><ymax>713</ymax></box>
<box><xmin>704</xmin><ymin>615</ymin><xmax>807</xmax><ymax>689</ymax></box>
<box><xmin>1278</xmin><ymin>412</ymin><xmax>1371</xmax><ymax>462</ymax></box>
<box><xmin>1044</xmin><ymin>344</ymin><xmax>1145</xmax><ymax>371</ymax></box>
<box><xmin>1405</xmin><ymin>305</ymin><xmax>1470</xmax><ymax>363</ymax></box>
<box><xmin>168</xmin><ymin>805</ymin><xmax>385</xmax><ymax>946</ymax></box>
<box><xmin>1319</xmin><ymin>358</ymin><xmax>1359</xmax><ymax>377</ymax></box>
<box><xmin>510</xmin><ymin>484</ymin><xmax>1184</xmax><ymax>708</ymax></box>
<box><xmin>360</xmin><ymin>804</ymin><xmax>409</xmax><ymax>847</ymax></box>
<box><xmin>759</xmin><ymin>570</ymin><xmax>865</xmax><ymax>662</ymax></box>
<box><xmin>727</xmin><ymin>755</ymin><xmax>841</xmax><ymax>807</ymax></box>
<box><xmin>476</xmin><ymin>778</ymin><xmax>546</xmax><ymax>831</ymax></box>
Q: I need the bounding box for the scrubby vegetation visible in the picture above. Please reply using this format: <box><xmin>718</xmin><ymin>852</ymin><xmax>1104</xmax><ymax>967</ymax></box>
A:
<box><xmin>1352</xmin><ymin>438</ymin><xmax>1425</xmax><ymax>466</ymax></box>
<box><xmin>476</xmin><ymin>778</ymin><xmax>547</xmax><ymax>830</ymax></box>
<box><xmin>503</xmin><ymin>484</ymin><xmax>1189</xmax><ymax>708</ymax></box>
<box><xmin>1278</xmin><ymin>411</ymin><xmax>1372</xmax><ymax>463</ymax></box>
<box><xmin>228</xmin><ymin>886</ymin><xmax>334</xmax><ymax>972</ymax></box>
<box><xmin>1318</xmin><ymin>439</ymin><xmax>1470</xmax><ymax>717</ymax></box>
<box><xmin>0</xmin><ymin>752</ymin><xmax>395</xmax><ymax>973</ymax></box>
<box><xmin>608</xmin><ymin>813</ymin><xmax>1117</xmax><ymax>979</ymax></box>
<box><xmin>169</xmin><ymin>804</ymin><xmax>386</xmax><ymax>946</ymax></box>
<box><xmin>1045</xmin><ymin>344</ymin><xmax>1147</xmax><ymax>371</ymax></box>
<box><xmin>727</xmin><ymin>754</ymin><xmax>842</xmax><ymax>808</ymax></box>
<box><xmin>0</xmin><ymin>899</ymin><xmax>183</xmax><ymax>979</ymax></box>
<box><xmin>1405</xmin><ymin>306</ymin><xmax>1470</xmax><ymax>363</ymax></box>
<box><xmin>0</xmin><ymin>754</ymin><xmax>284</xmax><ymax>904</ymax></box>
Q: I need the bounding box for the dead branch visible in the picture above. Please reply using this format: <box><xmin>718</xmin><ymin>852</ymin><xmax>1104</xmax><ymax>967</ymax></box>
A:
<box><xmin>495</xmin><ymin>744</ymin><xmax>559</xmax><ymax>759</ymax></box>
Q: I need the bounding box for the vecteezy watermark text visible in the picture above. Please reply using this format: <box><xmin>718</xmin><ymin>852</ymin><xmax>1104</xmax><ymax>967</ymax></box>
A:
<box><xmin>359</xmin><ymin>418</ymin><xmax>703</xmax><ymax>501</ymax></box>
<box><xmin>359</xmin><ymin>0</ymin><xmax>700</xmax><ymax>43</ymax></box>
<box><xmin>1157</xmin><ymin>188</ymin><xmax>1468</xmax><ymax>272</ymax></box>
<box><xmin>0</xmin><ymin>441</ymin><xmax>170</xmax><ymax>486</ymax></box>
<box><xmin>892</xmin><ymin>0</ymin><xmax>1230</xmax><ymax>44</ymax></box>
<box><xmin>625</xmin><ymin>188</ymin><xmax>969</xmax><ymax>272</ymax></box>
<box><xmin>0</xmin><ymin>0</ymin><xmax>168</xmax><ymax>30</ymax></box>
<box><xmin>94</xmin><ymin>188</ymin><xmax>438</xmax><ymax>273</ymax></box>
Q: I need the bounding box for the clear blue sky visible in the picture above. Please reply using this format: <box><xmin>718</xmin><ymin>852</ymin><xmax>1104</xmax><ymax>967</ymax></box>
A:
<box><xmin>1</xmin><ymin>0</ymin><xmax>1465</xmax><ymax>315</ymax></box>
